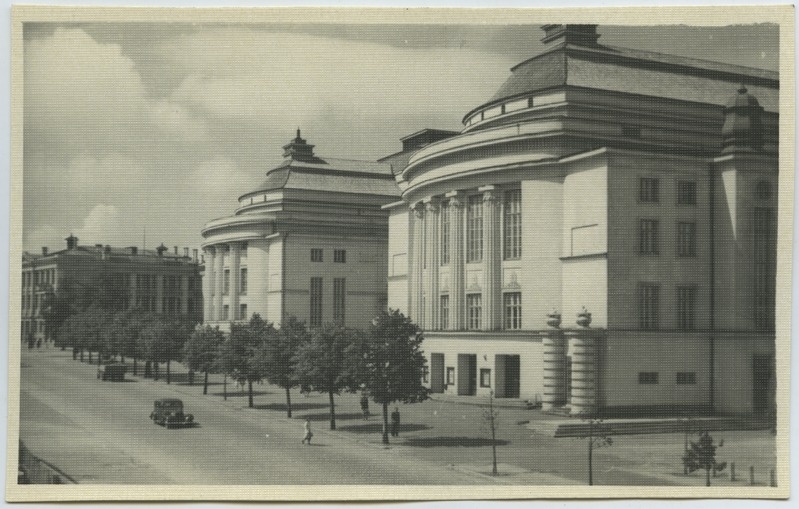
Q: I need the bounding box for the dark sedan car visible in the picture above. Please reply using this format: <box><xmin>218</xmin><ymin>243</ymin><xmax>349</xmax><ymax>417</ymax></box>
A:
<box><xmin>150</xmin><ymin>398</ymin><xmax>194</xmax><ymax>428</ymax></box>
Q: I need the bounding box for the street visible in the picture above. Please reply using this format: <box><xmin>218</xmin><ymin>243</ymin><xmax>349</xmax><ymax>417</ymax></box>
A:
<box><xmin>18</xmin><ymin>347</ymin><xmax>777</xmax><ymax>486</ymax></box>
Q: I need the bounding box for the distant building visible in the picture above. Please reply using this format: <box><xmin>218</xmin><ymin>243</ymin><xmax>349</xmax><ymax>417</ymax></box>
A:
<box><xmin>385</xmin><ymin>25</ymin><xmax>777</xmax><ymax>416</ymax></box>
<box><xmin>200</xmin><ymin>130</ymin><xmax>399</xmax><ymax>331</ymax></box>
<box><xmin>21</xmin><ymin>235</ymin><xmax>203</xmax><ymax>342</ymax></box>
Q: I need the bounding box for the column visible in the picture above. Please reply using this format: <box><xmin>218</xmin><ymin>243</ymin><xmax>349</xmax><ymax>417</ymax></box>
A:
<box><xmin>567</xmin><ymin>308</ymin><xmax>600</xmax><ymax>416</ymax></box>
<box><xmin>446</xmin><ymin>191</ymin><xmax>465</xmax><ymax>330</ymax></box>
<box><xmin>425</xmin><ymin>198</ymin><xmax>440</xmax><ymax>330</ymax></box>
<box><xmin>412</xmin><ymin>204</ymin><xmax>425</xmax><ymax>324</ymax></box>
<box><xmin>230</xmin><ymin>243</ymin><xmax>241</xmax><ymax>320</ymax></box>
<box><xmin>204</xmin><ymin>248</ymin><xmax>215</xmax><ymax>321</ymax></box>
<box><xmin>214</xmin><ymin>245</ymin><xmax>225</xmax><ymax>321</ymax></box>
<box><xmin>542</xmin><ymin>312</ymin><xmax>567</xmax><ymax>411</ymax></box>
<box><xmin>480</xmin><ymin>185</ymin><xmax>502</xmax><ymax>330</ymax></box>
<box><xmin>155</xmin><ymin>275</ymin><xmax>164</xmax><ymax>314</ymax></box>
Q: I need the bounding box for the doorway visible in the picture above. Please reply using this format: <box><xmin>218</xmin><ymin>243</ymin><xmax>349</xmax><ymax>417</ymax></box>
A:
<box><xmin>752</xmin><ymin>354</ymin><xmax>773</xmax><ymax>414</ymax></box>
<box><xmin>495</xmin><ymin>354</ymin><xmax>521</xmax><ymax>398</ymax></box>
<box><xmin>430</xmin><ymin>353</ymin><xmax>445</xmax><ymax>394</ymax></box>
<box><xmin>457</xmin><ymin>354</ymin><xmax>477</xmax><ymax>395</ymax></box>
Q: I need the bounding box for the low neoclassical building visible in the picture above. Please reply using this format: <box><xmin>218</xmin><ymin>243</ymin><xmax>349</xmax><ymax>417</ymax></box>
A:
<box><xmin>385</xmin><ymin>25</ymin><xmax>777</xmax><ymax>416</ymax></box>
<box><xmin>201</xmin><ymin>131</ymin><xmax>399</xmax><ymax>331</ymax></box>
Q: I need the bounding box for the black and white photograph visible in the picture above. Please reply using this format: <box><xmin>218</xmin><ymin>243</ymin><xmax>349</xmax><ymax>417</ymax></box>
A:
<box><xmin>5</xmin><ymin>4</ymin><xmax>793</xmax><ymax>502</ymax></box>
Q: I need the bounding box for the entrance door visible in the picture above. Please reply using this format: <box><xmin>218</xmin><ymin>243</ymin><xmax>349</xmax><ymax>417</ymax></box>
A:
<box><xmin>430</xmin><ymin>353</ymin><xmax>445</xmax><ymax>394</ymax></box>
<box><xmin>752</xmin><ymin>354</ymin><xmax>773</xmax><ymax>414</ymax></box>
<box><xmin>457</xmin><ymin>354</ymin><xmax>477</xmax><ymax>395</ymax></box>
<box><xmin>494</xmin><ymin>354</ymin><xmax>520</xmax><ymax>398</ymax></box>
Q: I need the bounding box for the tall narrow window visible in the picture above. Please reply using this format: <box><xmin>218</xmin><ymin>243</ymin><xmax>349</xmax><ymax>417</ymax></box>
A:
<box><xmin>677</xmin><ymin>222</ymin><xmax>697</xmax><ymax>257</ymax></box>
<box><xmin>504</xmin><ymin>292</ymin><xmax>522</xmax><ymax>330</ymax></box>
<box><xmin>334</xmin><ymin>249</ymin><xmax>347</xmax><ymax>263</ymax></box>
<box><xmin>638</xmin><ymin>283</ymin><xmax>660</xmax><ymax>330</ymax></box>
<box><xmin>639</xmin><ymin>177</ymin><xmax>659</xmax><ymax>203</ymax></box>
<box><xmin>466</xmin><ymin>195</ymin><xmax>483</xmax><ymax>263</ymax></box>
<box><xmin>310</xmin><ymin>277</ymin><xmax>323</xmax><ymax>327</ymax></box>
<box><xmin>439</xmin><ymin>295</ymin><xmax>449</xmax><ymax>329</ymax></box>
<box><xmin>467</xmin><ymin>294</ymin><xmax>482</xmax><ymax>330</ymax></box>
<box><xmin>677</xmin><ymin>286</ymin><xmax>697</xmax><ymax>330</ymax></box>
<box><xmin>754</xmin><ymin>207</ymin><xmax>775</xmax><ymax>330</ymax></box>
<box><xmin>239</xmin><ymin>304</ymin><xmax>247</xmax><ymax>321</ymax></box>
<box><xmin>240</xmin><ymin>268</ymin><xmax>247</xmax><ymax>294</ymax></box>
<box><xmin>503</xmin><ymin>189</ymin><xmax>522</xmax><ymax>260</ymax></box>
<box><xmin>639</xmin><ymin>219</ymin><xmax>659</xmax><ymax>255</ymax></box>
<box><xmin>222</xmin><ymin>305</ymin><xmax>229</xmax><ymax>321</ymax></box>
<box><xmin>440</xmin><ymin>202</ymin><xmax>450</xmax><ymax>265</ymax></box>
<box><xmin>223</xmin><ymin>269</ymin><xmax>230</xmax><ymax>295</ymax></box>
<box><xmin>333</xmin><ymin>278</ymin><xmax>346</xmax><ymax>324</ymax></box>
<box><xmin>310</xmin><ymin>249</ymin><xmax>323</xmax><ymax>262</ymax></box>
<box><xmin>677</xmin><ymin>181</ymin><xmax>697</xmax><ymax>205</ymax></box>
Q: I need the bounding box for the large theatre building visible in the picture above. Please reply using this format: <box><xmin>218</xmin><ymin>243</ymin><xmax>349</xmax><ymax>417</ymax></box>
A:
<box><xmin>385</xmin><ymin>25</ymin><xmax>778</xmax><ymax>416</ymax></box>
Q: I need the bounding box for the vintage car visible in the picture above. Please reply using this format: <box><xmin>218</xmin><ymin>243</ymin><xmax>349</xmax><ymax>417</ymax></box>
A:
<box><xmin>97</xmin><ymin>363</ymin><xmax>127</xmax><ymax>382</ymax></box>
<box><xmin>149</xmin><ymin>398</ymin><xmax>194</xmax><ymax>428</ymax></box>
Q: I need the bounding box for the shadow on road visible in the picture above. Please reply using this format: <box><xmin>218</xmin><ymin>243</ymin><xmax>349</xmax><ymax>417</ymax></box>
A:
<box><xmin>209</xmin><ymin>390</ymin><xmax>274</xmax><ymax>398</ymax></box>
<box><xmin>254</xmin><ymin>402</ymin><xmax>329</xmax><ymax>412</ymax></box>
<box><xmin>400</xmin><ymin>436</ymin><xmax>509</xmax><ymax>448</ymax></box>
<box><xmin>338</xmin><ymin>423</ymin><xmax>431</xmax><ymax>434</ymax></box>
<box><xmin>300</xmin><ymin>412</ymin><xmax>365</xmax><ymax>422</ymax></box>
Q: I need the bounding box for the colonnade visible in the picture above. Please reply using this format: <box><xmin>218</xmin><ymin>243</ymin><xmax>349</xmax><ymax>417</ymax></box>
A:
<box><xmin>204</xmin><ymin>241</ymin><xmax>247</xmax><ymax>321</ymax></box>
<box><xmin>408</xmin><ymin>186</ymin><xmax>504</xmax><ymax>332</ymax></box>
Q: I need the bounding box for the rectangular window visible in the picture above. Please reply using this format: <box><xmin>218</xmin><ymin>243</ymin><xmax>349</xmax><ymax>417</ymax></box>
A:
<box><xmin>480</xmin><ymin>369</ymin><xmax>492</xmax><ymax>388</ymax></box>
<box><xmin>223</xmin><ymin>269</ymin><xmax>230</xmax><ymax>295</ymax></box>
<box><xmin>310</xmin><ymin>277</ymin><xmax>323</xmax><ymax>327</ymax></box>
<box><xmin>334</xmin><ymin>249</ymin><xmax>346</xmax><ymax>263</ymax></box>
<box><xmin>240</xmin><ymin>268</ymin><xmax>247</xmax><ymax>294</ymax></box>
<box><xmin>677</xmin><ymin>222</ymin><xmax>696</xmax><ymax>257</ymax></box>
<box><xmin>676</xmin><ymin>372</ymin><xmax>697</xmax><ymax>385</ymax></box>
<box><xmin>677</xmin><ymin>181</ymin><xmax>697</xmax><ymax>205</ymax></box>
<box><xmin>639</xmin><ymin>219</ymin><xmax>659</xmax><ymax>255</ymax></box>
<box><xmin>439</xmin><ymin>295</ymin><xmax>449</xmax><ymax>330</ymax></box>
<box><xmin>466</xmin><ymin>195</ymin><xmax>483</xmax><ymax>263</ymax></box>
<box><xmin>504</xmin><ymin>292</ymin><xmax>522</xmax><ymax>330</ymax></box>
<box><xmin>503</xmin><ymin>189</ymin><xmax>522</xmax><ymax>260</ymax></box>
<box><xmin>440</xmin><ymin>202</ymin><xmax>450</xmax><ymax>265</ymax></box>
<box><xmin>467</xmin><ymin>294</ymin><xmax>482</xmax><ymax>330</ymax></box>
<box><xmin>240</xmin><ymin>242</ymin><xmax>248</xmax><ymax>256</ymax></box>
<box><xmin>638</xmin><ymin>372</ymin><xmax>659</xmax><ymax>384</ymax></box>
<box><xmin>754</xmin><ymin>207</ymin><xmax>775</xmax><ymax>330</ymax></box>
<box><xmin>638</xmin><ymin>283</ymin><xmax>660</xmax><ymax>330</ymax></box>
<box><xmin>677</xmin><ymin>286</ymin><xmax>697</xmax><ymax>330</ymax></box>
<box><xmin>333</xmin><ymin>278</ymin><xmax>346</xmax><ymax>324</ymax></box>
<box><xmin>446</xmin><ymin>367</ymin><xmax>455</xmax><ymax>385</ymax></box>
<box><xmin>639</xmin><ymin>177</ymin><xmax>659</xmax><ymax>203</ymax></box>
<box><xmin>311</xmin><ymin>249</ymin><xmax>323</xmax><ymax>262</ymax></box>
<box><xmin>222</xmin><ymin>305</ymin><xmax>229</xmax><ymax>321</ymax></box>
<box><xmin>239</xmin><ymin>304</ymin><xmax>247</xmax><ymax>321</ymax></box>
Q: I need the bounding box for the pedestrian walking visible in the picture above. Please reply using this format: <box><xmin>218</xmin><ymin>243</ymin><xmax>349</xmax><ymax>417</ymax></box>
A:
<box><xmin>391</xmin><ymin>407</ymin><xmax>401</xmax><ymax>437</ymax></box>
<box><xmin>360</xmin><ymin>394</ymin><xmax>370</xmax><ymax>420</ymax></box>
<box><xmin>301</xmin><ymin>419</ymin><xmax>313</xmax><ymax>445</ymax></box>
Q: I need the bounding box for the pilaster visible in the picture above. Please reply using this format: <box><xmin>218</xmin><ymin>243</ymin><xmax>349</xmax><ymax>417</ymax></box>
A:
<box><xmin>425</xmin><ymin>198</ymin><xmax>440</xmax><ymax>329</ymax></box>
<box><xmin>230</xmin><ymin>243</ymin><xmax>241</xmax><ymax>320</ymax></box>
<box><xmin>481</xmin><ymin>185</ymin><xmax>502</xmax><ymax>330</ymax></box>
<box><xmin>447</xmin><ymin>191</ymin><xmax>465</xmax><ymax>330</ymax></box>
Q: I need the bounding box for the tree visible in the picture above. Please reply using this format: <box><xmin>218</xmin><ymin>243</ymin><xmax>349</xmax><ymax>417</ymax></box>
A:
<box><xmin>218</xmin><ymin>314</ymin><xmax>270</xmax><ymax>408</ymax></box>
<box><xmin>184</xmin><ymin>325</ymin><xmax>224</xmax><ymax>394</ymax></box>
<box><xmin>576</xmin><ymin>418</ymin><xmax>614</xmax><ymax>486</ymax></box>
<box><xmin>347</xmin><ymin>310</ymin><xmax>428</xmax><ymax>444</ymax></box>
<box><xmin>293</xmin><ymin>322</ymin><xmax>356</xmax><ymax>429</ymax></box>
<box><xmin>483</xmin><ymin>390</ymin><xmax>500</xmax><ymax>476</ymax></box>
<box><xmin>683</xmin><ymin>431</ymin><xmax>726</xmax><ymax>486</ymax></box>
<box><xmin>142</xmin><ymin>317</ymin><xmax>190</xmax><ymax>384</ymax></box>
<box><xmin>257</xmin><ymin>316</ymin><xmax>309</xmax><ymax>417</ymax></box>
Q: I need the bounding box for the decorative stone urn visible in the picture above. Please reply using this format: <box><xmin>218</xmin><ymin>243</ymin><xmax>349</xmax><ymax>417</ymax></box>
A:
<box><xmin>576</xmin><ymin>307</ymin><xmax>592</xmax><ymax>328</ymax></box>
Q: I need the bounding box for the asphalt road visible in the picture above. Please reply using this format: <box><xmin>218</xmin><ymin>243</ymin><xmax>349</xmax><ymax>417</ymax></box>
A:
<box><xmin>19</xmin><ymin>349</ymin><xmax>482</xmax><ymax>484</ymax></box>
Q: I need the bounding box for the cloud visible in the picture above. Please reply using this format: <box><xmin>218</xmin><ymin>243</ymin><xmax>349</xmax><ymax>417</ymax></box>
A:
<box><xmin>74</xmin><ymin>204</ymin><xmax>134</xmax><ymax>247</ymax></box>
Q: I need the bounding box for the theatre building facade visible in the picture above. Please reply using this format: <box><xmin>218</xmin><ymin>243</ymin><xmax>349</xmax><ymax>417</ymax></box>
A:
<box><xmin>201</xmin><ymin>131</ymin><xmax>399</xmax><ymax>331</ymax></box>
<box><xmin>385</xmin><ymin>25</ymin><xmax>778</xmax><ymax>416</ymax></box>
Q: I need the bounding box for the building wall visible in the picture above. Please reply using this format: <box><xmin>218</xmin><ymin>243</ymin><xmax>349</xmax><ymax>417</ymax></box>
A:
<box><xmin>387</xmin><ymin>206</ymin><xmax>410</xmax><ymax>313</ymax></box>
<box><xmin>714</xmin><ymin>336</ymin><xmax>775</xmax><ymax>415</ymax></box>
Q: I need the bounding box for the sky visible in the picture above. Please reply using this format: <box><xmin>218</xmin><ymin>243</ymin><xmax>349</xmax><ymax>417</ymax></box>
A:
<box><xmin>21</xmin><ymin>22</ymin><xmax>779</xmax><ymax>254</ymax></box>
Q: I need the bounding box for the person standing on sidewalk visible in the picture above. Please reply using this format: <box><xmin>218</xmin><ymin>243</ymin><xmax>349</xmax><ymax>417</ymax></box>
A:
<box><xmin>301</xmin><ymin>419</ymin><xmax>313</xmax><ymax>445</ymax></box>
<box><xmin>391</xmin><ymin>407</ymin><xmax>400</xmax><ymax>437</ymax></box>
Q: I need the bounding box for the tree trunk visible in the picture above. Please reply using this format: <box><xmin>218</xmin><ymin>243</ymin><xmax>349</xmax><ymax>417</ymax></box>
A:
<box><xmin>706</xmin><ymin>467</ymin><xmax>711</xmax><ymax>487</ymax></box>
<box><xmin>154</xmin><ymin>362</ymin><xmax>159</xmax><ymax>381</ymax></box>
<box><xmin>97</xmin><ymin>350</ymin><xmax>103</xmax><ymax>365</ymax></box>
<box><xmin>329</xmin><ymin>391</ymin><xmax>336</xmax><ymax>430</ymax></box>
<box><xmin>588</xmin><ymin>439</ymin><xmax>593</xmax><ymax>486</ymax></box>
<box><xmin>88</xmin><ymin>351</ymin><xmax>93</xmax><ymax>363</ymax></box>
<box><xmin>285</xmin><ymin>387</ymin><xmax>292</xmax><ymax>418</ymax></box>
<box><xmin>80</xmin><ymin>349</ymin><xmax>84</xmax><ymax>362</ymax></box>
<box><xmin>72</xmin><ymin>347</ymin><xmax>78</xmax><ymax>360</ymax></box>
<box><xmin>166</xmin><ymin>360</ymin><xmax>171</xmax><ymax>384</ymax></box>
<box><xmin>382</xmin><ymin>403</ymin><xmax>390</xmax><ymax>445</ymax></box>
<box><xmin>188</xmin><ymin>370</ymin><xmax>194</xmax><ymax>386</ymax></box>
<box><xmin>224</xmin><ymin>374</ymin><xmax>227</xmax><ymax>400</ymax></box>
<box><xmin>248</xmin><ymin>380</ymin><xmax>254</xmax><ymax>408</ymax></box>
<box><xmin>203</xmin><ymin>371</ymin><xmax>209</xmax><ymax>395</ymax></box>
<box><xmin>144</xmin><ymin>360</ymin><xmax>151</xmax><ymax>378</ymax></box>
<box><xmin>120</xmin><ymin>355</ymin><xmax>125</xmax><ymax>364</ymax></box>
<box><xmin>133</xmin><ymin>357</ymin><xmax>138</xmax><ymax>376</ymax></box>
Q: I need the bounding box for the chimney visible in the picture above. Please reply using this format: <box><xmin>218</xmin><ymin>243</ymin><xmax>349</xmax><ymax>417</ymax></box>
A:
<box><xmin>192</xmin><ymin>249</ymin><xmax>198</xmax><ymax>262</ymax></box>
<box><xmin>65</xmin><ymin>234</ymin><xmax>78</xmax><ymax>250</ymax></box>
<box><xmin>41</xmin><ymin>247</ymin><xmax>48</xmax><ymax>256</ymax></box>
<box><xmin>156</xmin><ymin>244</ymin><xmax>167</xmax><ymax>257</ymax></box>
<box><xmin>174</xmin><ymin>246</ymin><xmax>179</xmax><ymax>255</ymax></box>
<box><xmin>95</xmin><ymin>244</ymin><xmax>103</xmax><ymax>248</ymax></box>
<box><xmin>184</xmin><ymin>247</ymin><xmax>189</xmax><ymax>258</ymax></box>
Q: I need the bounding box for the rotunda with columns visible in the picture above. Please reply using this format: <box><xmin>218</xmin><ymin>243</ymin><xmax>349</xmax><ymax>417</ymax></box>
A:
<box><xmin>201</xmin><ymin>130</ymin><xmax>399</xmax><ymax>331</ymax></box>
<box><xmin>385</xmin><ymin>25</ymin><xmax>778</xmax><ymax>416</ymax></box>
